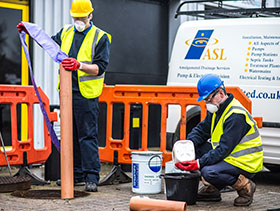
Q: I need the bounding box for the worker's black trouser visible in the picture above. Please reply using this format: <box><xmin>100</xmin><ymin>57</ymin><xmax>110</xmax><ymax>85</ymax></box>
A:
<box><xmin>73</xmin><ymin>91</ymin><xmax>100</xmax><ymax>184</ymax></box>
<box><xmin>196</xmin><ymin>142</ymin><xmax>255</xmax><ymax>190</ymax></box>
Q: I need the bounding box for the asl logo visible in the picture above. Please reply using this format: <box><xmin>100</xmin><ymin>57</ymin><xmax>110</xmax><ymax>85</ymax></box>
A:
<box><xmin>185</xmin><ymin>30</ymin><xmax>227</xmax><ymax>60</ymax></box>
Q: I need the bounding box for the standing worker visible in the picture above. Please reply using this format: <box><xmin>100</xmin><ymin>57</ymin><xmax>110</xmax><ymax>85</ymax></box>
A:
<box><xmin>175</xmin><ymin>74</ymin><xmax>263</xmax><ymax>206</ymax></box>
<box><xmin>53</xmin><ymin>0</ymin><xmax>111</xmax><ymax>192</ymax></box>
<box><xmin>18</xmin><ymin>0</ymin><xmax>111</xmax><ymax>192</ymax></box>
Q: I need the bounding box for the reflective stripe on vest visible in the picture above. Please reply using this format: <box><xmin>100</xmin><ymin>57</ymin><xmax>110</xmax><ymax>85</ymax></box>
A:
<box><xmin>211</xmin><ymin>98</ymin><xmax>263</xmax><ymax>173</ymax></box>
<box><xmin>58</xmin><ymin>24</ymin><xmax>111</xmax><ymax>99</ymax></box>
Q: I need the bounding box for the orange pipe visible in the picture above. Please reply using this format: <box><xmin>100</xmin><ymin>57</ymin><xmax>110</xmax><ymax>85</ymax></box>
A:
<box><xmin>59</xmin><ymin>64</ymin><xmax>74</xmax><ymax>199</ymax></box>
<box><xmin>129</xmin><ymin>197</ymin><xmax>187</xmax><ymax>211</ymax></box>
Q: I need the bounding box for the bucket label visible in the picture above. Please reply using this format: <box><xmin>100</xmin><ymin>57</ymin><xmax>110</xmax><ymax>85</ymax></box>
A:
<box><xmin>149</xmin><ymin>166</ymin><xmax>161</xmax><ymax>172</ymax></box>
<box><xmin>144</xmin><ymin>174</ymin><xmax>160</xmax><ymax>185</ymax></box>
<box><xmin>132</xmin><ymin>163</ymin><xmax>139</xmax><ymax>189</ymax></box>
<box><xmin>148</xmin><ymin>155</ymin><xmax>162</xmax><ymax>173</ymax></box>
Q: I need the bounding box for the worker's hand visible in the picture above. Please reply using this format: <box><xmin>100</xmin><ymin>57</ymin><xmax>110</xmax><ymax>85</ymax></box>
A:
<box><xmin>175</xmin><ymin>160</ymin><xmax>200</xmax><ymax>171</ymax></box>
<box><xmin>17</xmin><ymin>23</ymin><xmax>29</xmax><ymax>34</ymax></box>
<box><xmin>61</xmin><ymin>58</ymin><xmax>81</xmax><ymax>71</ymax></box>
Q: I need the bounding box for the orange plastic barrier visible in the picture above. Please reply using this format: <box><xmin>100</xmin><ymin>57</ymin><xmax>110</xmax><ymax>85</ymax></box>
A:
<box><xmin>0</xmin><ymin>85</ymin><xmax>57</xmax><ymax>166</ymax></box>
<box><xmin>99</xmin><ymin>85</ymin><xmax>262</xmax><ymax>165</ymax></box>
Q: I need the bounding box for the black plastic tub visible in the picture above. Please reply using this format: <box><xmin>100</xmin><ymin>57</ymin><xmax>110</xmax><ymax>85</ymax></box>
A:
<box><xmin>163</xmin><ymin>171</ymin><xmax>201</xmax><ymax>205</ymax></box>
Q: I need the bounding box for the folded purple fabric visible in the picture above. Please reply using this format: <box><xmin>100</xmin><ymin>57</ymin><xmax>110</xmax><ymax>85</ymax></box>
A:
<box><xmin>18</xmin><ymin>22</ymin><xmax>62</xmax><ymax>152</ymax></box>
<box><xmin>23</xmin><ymin>22</ymin><xmax>68</xmax><ymax>63</ymax></box>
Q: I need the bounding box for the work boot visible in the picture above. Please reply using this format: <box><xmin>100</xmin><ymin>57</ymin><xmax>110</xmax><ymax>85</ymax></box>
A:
<box><xmin>232</xmin><ymin>174</ymin><xmax>256</xmax><ymax>206</ymax></box>
<box><xmin>56</xmin><ymin>178</ymin><xmax>85</xmax><ymax>186</ymax></box>
<box><xmin>197</xmin><ymin>177</ymin><xmax>221</xmax><ymax>202</ymax></box>
<box><xmin>85</xmin><ymin>182</ymin><xmax>98</xmax><ymax>192</ymax></box>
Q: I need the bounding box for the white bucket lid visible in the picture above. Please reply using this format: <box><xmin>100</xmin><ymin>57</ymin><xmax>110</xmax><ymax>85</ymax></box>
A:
<box><xmin>172</xmin><ymin>140</ymin><xmax>195</xmax><ymax>163</ymax></box>
<box><xmin>131</xmin><ymin>151</ymin><xmax>162</xmax><ymax>156</ymax></box>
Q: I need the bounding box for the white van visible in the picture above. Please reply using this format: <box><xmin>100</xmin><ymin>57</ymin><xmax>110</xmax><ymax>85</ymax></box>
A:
<box><xmin>167</xmin><ymin>17</ymin><xmax>280</xmax><ymax>171</ymax></box>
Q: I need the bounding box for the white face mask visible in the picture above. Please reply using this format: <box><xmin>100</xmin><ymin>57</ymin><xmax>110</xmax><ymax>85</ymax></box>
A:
<box><xmin>206</xmin><ymin>104</ymin><xmax>219</xmax><ymax>113</ymax></box>
<box><xmin>74</xmin><ymin>20</ymin><xmax>86</xmax><ymax>32</ymax></box>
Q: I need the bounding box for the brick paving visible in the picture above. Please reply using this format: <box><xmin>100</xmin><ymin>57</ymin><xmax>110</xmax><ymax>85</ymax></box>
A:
<box><xmin>0</xmin><ymin>165</ymin><xmax>280</xmax><ymax>211</ymax></box>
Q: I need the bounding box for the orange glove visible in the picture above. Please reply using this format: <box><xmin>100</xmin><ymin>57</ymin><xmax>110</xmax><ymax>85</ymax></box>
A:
<box><xmin>62</xmin><ymin>58</ymin><xmax>81</xmax><ymax>71</ymax></box>
<box><xmin>175</xmin><ymin>160</ymin><xmax>200</xmax><ymax>171</ymax></box>
<box><xmin>17</xmin><ymin>23</ymin><xmax>29</xmax><ymax>34</ymax></box>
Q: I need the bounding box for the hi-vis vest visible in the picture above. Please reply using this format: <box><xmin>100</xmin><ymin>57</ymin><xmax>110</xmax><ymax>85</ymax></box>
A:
<box><xmin>211</xmin><ymin>98</ymin><xmax>263</xmax><ymax>173</ymax></box>
<box><xmin>58</xmin><ymin>24</ymin><xmax>111</xmax><ymax>99</ymax></box>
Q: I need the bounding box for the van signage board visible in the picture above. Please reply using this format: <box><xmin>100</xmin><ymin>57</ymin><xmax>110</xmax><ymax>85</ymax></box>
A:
<box><xmin>167</xmin><ymin>18</ymin><xmax>280</xmax><ymax>122</ymax></box>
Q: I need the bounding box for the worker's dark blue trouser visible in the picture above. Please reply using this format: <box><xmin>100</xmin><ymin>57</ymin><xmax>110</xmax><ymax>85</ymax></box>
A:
<box><xmin>73</xmin><ymin>91</ymin><xmax>100</xmax><ymax>184</ymax></box>
<box><xmin>195</xmin><ymin>142</ymin><xmax>255</xmax><ymax>190</ymax></box>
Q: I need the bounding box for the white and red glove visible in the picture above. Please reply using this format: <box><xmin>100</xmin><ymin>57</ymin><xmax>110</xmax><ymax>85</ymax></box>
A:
<box><xmin>62</xmin><ymin>58</ymin><xmax>81</xmax><ymax>71</ymax></box>
<box><xmin>175</xmin><ymin>160</ymin><xmax>200</xmax><ymax>171</ymax></box>
<box><xmin>17</xmin><ymin>23</ymin><xmax>29</xmax><ymax>34</ymax></box>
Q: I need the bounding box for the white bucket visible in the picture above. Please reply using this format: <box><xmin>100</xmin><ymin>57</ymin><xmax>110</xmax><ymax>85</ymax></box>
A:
<box><xmin>131</xmin><ymin>151</ymin><xmax>162</xmax><ymax>194</ymax></box>
<box><xmin>165</xmin><ymin>160</ymin><xmax>185</xmax><ymax>174</ymax></box>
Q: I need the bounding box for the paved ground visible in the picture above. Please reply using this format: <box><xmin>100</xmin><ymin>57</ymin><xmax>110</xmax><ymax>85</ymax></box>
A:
<box><xmin>0</xmin><ymin>164</ymin><xmax>280</xmax><ymax>211</ymax></box>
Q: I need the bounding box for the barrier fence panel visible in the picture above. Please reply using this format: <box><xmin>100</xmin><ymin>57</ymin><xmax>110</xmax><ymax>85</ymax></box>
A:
<box><xmin>0</xmin><ymin>85</ymin><xmax>260</xmax><ymax>167</ymax></box>
<box><xmin>99</xmin><ymin>85</ymin><xmax>262</xmax><ymax>165</ymax></box>
<box><xmin>0</xmin><ymin>85</ymin><xmax>57</xmax><ymax>166</ymax></box>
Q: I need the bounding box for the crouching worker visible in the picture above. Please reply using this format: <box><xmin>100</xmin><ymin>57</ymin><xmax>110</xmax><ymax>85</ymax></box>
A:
<box><xmin>175</xmin><ymin>74</ymin><xmax>263</xmax><ymax>206</ymax></box>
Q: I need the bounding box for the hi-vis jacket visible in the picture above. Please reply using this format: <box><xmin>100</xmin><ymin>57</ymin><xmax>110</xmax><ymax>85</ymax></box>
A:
<box><xmin>211</xmin><ymin>98</ymin><xmax>263</xmax><ymax>173</ymax></box>
<box><xmin>59</xmin><ymin>24</ymin><xmax>111</xmax><ymax>99</ymax></box>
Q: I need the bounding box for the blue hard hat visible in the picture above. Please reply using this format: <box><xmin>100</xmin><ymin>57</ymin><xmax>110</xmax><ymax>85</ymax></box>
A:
<box><xmin>197</xmin><ymin>74</ymin><xmax>224</xmax><ymax>102</ymax></box>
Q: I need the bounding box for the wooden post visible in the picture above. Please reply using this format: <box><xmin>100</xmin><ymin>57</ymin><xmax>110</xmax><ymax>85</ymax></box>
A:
<box><xmin>59</xmin><ymin>64</ymin><xmax>74</xmax><ymax>199</ymax></box>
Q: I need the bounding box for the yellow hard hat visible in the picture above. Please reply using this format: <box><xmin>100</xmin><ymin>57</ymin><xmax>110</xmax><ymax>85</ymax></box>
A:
<box><xmin>70</xmin><ymin>0</ymin><xmax>94</xmax><ymax>17</ymax></box>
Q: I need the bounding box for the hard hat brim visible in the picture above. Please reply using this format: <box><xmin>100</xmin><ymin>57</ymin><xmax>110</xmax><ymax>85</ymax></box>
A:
<box><xmin>70</xmin><ymin>8</ymin><xmax>94</xmax><ymax>17</ymax></box>
<box><xmin>197</xmin><ymin>94</ymin><xmax>208</xmax><ymax>102</ymax></box>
